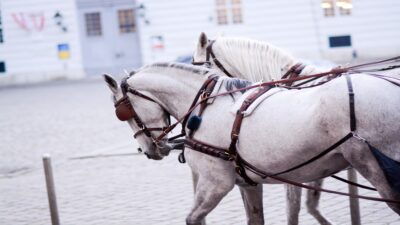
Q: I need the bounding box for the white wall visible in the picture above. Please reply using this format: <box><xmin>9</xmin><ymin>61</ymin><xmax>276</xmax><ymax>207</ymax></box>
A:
<box><xmin>316</xmin><ymin>0</ymin><xmax>400</xmax><ymax>62</ymax></box>
<box><xmin>0</xmin><ymin>0</ymin><xmax>85</xmax><ymax>86</ymax></box>
<box><xmin>137</xmin><ymin>0</ymin><xmax>400</xmax><ymax>64</ymax></box>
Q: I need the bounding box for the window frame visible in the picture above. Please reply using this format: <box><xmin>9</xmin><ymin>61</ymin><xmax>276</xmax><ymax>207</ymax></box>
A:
<box><xmin>215</xmin><ymin>0</ymin><xmax>243</xmax><ymax>25</ymax></box>
<box><xmin>321</xmin><ymin>0</ymin><xmax>335</xmax><ymax>17</ymax></box>
<box><xmin>337</xmin><ymin>0</ymin><xmax>352</xmax><ymax>16</ymax></box>
<box><xmin>216</xmin><ymin>0</ymin><xmax>228</xmax><ymax>25</ymax></box>
<box><xmin>117</xmin><ymin>9</ymin><xmax>136</xmax><ymax>33</ymax></box>
<box><xmin>231</xmin><ymin>0</ymin><xmax>243</xmax><ymax>24</ymax></box>
<box><xmin>84</xmin><ymin>12</ymin><xmax>102</xmax><ymax>37</ymax></box>
<box><xmin>329</xmin><ymin>35</ymin><xmax>352</xmax><ymax>48</ymax></box>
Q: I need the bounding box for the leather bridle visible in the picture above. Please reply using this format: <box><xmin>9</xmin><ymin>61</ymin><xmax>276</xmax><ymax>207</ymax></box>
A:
<box><xmin>192</xmin><ymin>40</ymin><xmax>234</xmax><ymax>77</ymax></box>
<box><xmin>114</xmin><ymin>81</ymin><xmax>171</xmax><ymax>146</ymax></box>
<box><xmin>113</xmin><ymin>75</ymin><xmax>219</xmax><ymax>146</ymax></box>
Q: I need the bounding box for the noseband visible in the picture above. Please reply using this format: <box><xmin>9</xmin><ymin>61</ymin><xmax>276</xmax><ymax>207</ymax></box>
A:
<box><xmin>114</xmin><ymin>79</ymin><xmax>170</xmax><ymax>144</ymax></box>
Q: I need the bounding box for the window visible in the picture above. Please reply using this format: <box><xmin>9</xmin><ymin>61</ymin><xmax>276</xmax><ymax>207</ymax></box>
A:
<box><xmin>0</xmin><ymin>9</ymin><xmax>3</xmax><ymax>43</ymax></box>
<box><xmin>337</xmin><ymin>0</ymin><xmax>352</xmax><ymax>15</ymax></box>
<box><xmin>0</xmin><ymin>62</ymin><xmax>6</xmax><ymax>73</ymax></box>
<box><xmin>329</xmin><ymin>35</ymin><xmax>352</xmax><ymax>48</ymax></box>
<box><xmin>216</xmin><ymin>0</ymin><xmax>228</xmax><ymax>25</ymax></box>
<box><xmin>85</xmin><ymin>12</ymin><xmax>102</xmax><ymax>36</ymax></box>
<box><xmin>321</xmin><ymin>0</ymin><xmax>352</xmax><ymax>17</ymax></box>
<box><xmin>231</xmin><ymin>0</ymin><xmax>243</xmax><ymax>24</ymax></box>
<box><xmin>321</xmin><ymin>0</ymin><xmax>335</xmax><ymax>17</ymax></box>
<box><xmin>216</xmin><ymin>0</ymin><xmax>243</xmax><ymax>25</ymax></box>
<box><xmin>118</xmin><ymin>9</ymin><xmax>136</xmax><ymax>33</ymax></box>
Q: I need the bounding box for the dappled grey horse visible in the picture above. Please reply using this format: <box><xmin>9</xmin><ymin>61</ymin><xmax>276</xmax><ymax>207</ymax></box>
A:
<box><xmin>105</xmin><ymin>62</ymin><xmax>400</xmax><ymax>225</ymax></box>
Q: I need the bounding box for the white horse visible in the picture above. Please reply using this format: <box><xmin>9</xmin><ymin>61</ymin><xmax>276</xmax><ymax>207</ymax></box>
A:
<box><xmin>192</xmin><ymin>33</ymin><xmax>333</xmax><ymax>225</ymax></box>
<box><xmin>104</xmin><ymin>62</ymin><xmax>400</xmax><ymax>225</ymax></box>
<box><xmin>192</xmin><ymin>33</ymin><xmax>400</xmax><ymax>225</ymax></box>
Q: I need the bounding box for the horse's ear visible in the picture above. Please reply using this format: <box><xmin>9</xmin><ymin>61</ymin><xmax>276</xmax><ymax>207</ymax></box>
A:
<box><xmin>103</xmin><ymin>74</ymin><xmax>118</xmax><ymax>94</ymax></box>
<box><xmin>198</xmin><ymin>32</ymin><xmax>208</xmax><ymax>48</ymax></box>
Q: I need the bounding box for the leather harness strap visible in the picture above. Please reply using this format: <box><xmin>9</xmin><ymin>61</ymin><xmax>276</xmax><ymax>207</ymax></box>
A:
<box><xmin>185</xmin><ymin>74</ymin><xmax>359</xmax><ymax>186</ymax></box>
<box><xmin>228</xmin><ymin>86</ymin><xmax>273</xmax><ymax>185</ymax></box>
<box><xmin>229</xmin><ymin>86</ymin><xmax>273</xmax><ymax>153</ymax></box>
<box><xmin>185</xmin><ymin>138</ymin><xmax>234</xmax><ymax>161</ymax></box>
<box><xmin>282</xmin><ymin>63</ymin><xmax>306</xmax><ymax>79</ymax></box>
<box><xmin>181</xmin><ymin>76</ymin><xmax>219</xmax><ymax>134</ymax></box>
<box><xmin>346</xmin><ymin>75</ymin><xmax>356</xmax><ymax>131</ymax></box>
<box><xmin>238</xmin><ymin>75</ymin><xmax>357</xmax><ymax>181</ymax></box>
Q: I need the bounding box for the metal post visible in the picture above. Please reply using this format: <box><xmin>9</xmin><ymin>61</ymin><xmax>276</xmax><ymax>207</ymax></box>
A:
<box><xmin>43</xmin><ymin>154</ymin><xmax>60</xmax><ymax>225</ymax></box>
<box><xmin>348</xmin><ymin>168</ymin><xmax>361</xmax><ymax>225</ymax></box>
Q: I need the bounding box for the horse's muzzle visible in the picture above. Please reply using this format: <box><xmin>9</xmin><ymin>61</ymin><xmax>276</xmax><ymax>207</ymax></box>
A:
<box><xmin>144</xmin><ymin>152</ymin><xmax>162</xmax><ymax>160</ymax></box>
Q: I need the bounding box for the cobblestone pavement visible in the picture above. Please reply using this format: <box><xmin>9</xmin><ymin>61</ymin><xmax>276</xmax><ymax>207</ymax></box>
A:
<box><xmin>1</xmin><ymin>79</ymin><xmax>399</xmax><ymax>225</ymax></box>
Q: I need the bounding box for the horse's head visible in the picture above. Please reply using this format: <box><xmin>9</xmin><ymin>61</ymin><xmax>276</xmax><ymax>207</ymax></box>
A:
<box><xmin>103</xmin><ymin>74</ymin><xmax>174</xmax><ymax>160</ymax></box>
<box><xmin>192</xmin><ymin>32</ymin><xmax>212</xmax><ymax>66</ymax></box>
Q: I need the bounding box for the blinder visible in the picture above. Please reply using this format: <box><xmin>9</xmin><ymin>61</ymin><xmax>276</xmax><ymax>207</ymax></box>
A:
<box><xmin>113</xmin><ymin>84</ymin><xmax>172</xmax><ymax>143</ymax></box>
<box><xmin>115</xmin><ymin>96</ymin><xmax>135</xmax><ymax>121</ymax></box>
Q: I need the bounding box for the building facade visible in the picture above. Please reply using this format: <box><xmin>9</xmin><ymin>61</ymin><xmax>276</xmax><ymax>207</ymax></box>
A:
<box><xmin>137</xmin><ymin>0</ymin><xmax>400</xmax><ymax>64</ymax></box>
<box><xmin>0</xmin><ymin>0</ymin><xmax>399</xmax><ymax>85</ymax></box>
<box><xmin>0</xmin><ymin>0</ymin><xmax>141</xmax><ymax>86</ymax></box>
<box><xmin>0</xmin><ymin>0</ymin><xmax>85</xmax><ymax>85</ymax></box>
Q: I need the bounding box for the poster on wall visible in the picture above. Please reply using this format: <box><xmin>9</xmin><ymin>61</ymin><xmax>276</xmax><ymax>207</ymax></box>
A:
<box><xmin>150</xmin><ymin>35</ymin><xmax>164</xmax><ymax>51</ymax></box>
<box><xmin>57</xmin><ymin>43</ymin><xmax>70</xmax><ymax>60</ymax></box>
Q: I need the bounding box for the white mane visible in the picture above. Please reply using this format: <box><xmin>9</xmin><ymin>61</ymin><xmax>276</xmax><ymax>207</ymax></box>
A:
<box><xmin>213</xmin><ymin>37</ymin><xmax>324</xmax><ymax>82</ymax></box>
<box><xmin>139</xmin><ymin>62</ymin><xmax>213</xmax><ymax>77</ymax></box>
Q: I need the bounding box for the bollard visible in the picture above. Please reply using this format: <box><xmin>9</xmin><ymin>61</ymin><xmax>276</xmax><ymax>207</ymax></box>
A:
<box><xmin>43</xmin><ymin>154</ymin><xmax>60</xmax><ymax>225</ymax></box>
<box><xmin>347</xmin><ymin>168</ymin><xmax>361</xmax><ymax>225</ymax></box>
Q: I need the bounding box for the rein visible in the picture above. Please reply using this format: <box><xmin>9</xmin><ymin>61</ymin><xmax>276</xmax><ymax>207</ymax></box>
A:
<box><xmin>153</xmin><ymin>56</ymin><xmax>400</xmax><ymax>144</ymax></box>
<box><xmin>113</xmin><ymin>56</ymin><xmax>400</xmax><ymax>203</ymax></box>
<box><xmin>183</xmin><ymin>73</ymin><xmax>400</xmax><ymax>204</ymax></box>
<box><xmin>116</xmin><ymin>55</ymin><xmax>400</xmax><ymax>146</ymax></box>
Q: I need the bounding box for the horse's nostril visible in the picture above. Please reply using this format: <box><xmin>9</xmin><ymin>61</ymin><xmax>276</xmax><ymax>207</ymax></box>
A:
<box><xmin>144</xmin><ymin>152</ymin><xmax>151</xmax><ymax>159</ymax></box>
<box><xmin>137</xmin><ymin>148</ymin><xmax>142</xmax><ymax>153</ymax></box>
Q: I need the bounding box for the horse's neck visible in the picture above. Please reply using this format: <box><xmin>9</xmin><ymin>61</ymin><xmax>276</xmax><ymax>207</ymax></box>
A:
<box><xmin>131</xmin><ymin>69</ymin><xmax>207</xmax><ymax>120</ymax></box>
<box><xmin>213</xmin><ymin>39</ymin><xmax>329</xmax><ymax>82</ymax></box>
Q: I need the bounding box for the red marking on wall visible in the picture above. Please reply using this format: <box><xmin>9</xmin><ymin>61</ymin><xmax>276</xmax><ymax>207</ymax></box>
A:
<box><xmin>12</xmin><ymin>12</ymin><xmax>45</xmax><ymax>32</ymax></box>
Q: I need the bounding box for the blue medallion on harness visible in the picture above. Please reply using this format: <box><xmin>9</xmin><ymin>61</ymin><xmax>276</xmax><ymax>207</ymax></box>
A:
<box><xmin>368</xmin><ymin>143</ymin><xmax>400</xmax><ymax>194</ymax></box>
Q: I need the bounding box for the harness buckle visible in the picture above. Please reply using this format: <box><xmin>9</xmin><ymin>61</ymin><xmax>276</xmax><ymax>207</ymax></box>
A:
<box><xmin>223</xmin><ymin>152</ymin><xmax>235</xmax><ymax>161</ymax></box>
<box><xmin>351</xmin><ymin>132</ymin><xmax>367</xmax><ymax>143</ymax></box>
<box><xmin>204</xmin><ymin>61</ymin><xmax>212</xmax><ymax>68</ymax></box>
<box><xmin>200</xmin><ymin>91</ymin><xmax>210</xmax><ymax>100</ymax></box>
